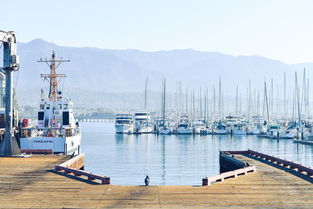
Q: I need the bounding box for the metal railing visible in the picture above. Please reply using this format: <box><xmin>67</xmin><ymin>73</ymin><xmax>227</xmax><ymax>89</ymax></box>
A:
<box><xmin>55</xmin><ymin>154</ymin><xmax>110</xmax><ymax>184</ymax></box>
<box><xmin>20</xmin><ymin>127</ymin><xmax>80</xmax><ymax>138</ymax></box>
<box><xmin>222</xmin><ymin>149</ymin><xmax>313</xmax><ymax>177</ymax></box>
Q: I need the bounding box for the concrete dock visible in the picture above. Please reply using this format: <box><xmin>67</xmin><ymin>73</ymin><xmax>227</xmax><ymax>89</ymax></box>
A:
<box><xmin>0</xmin><ymin>153</ymin><xmax>313</xmax><ymax>208</ymax></box>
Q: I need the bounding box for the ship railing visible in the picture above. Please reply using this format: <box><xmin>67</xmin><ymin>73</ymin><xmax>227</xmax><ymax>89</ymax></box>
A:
<box><xmin>20</xmin><ymin>127</ymin><xmax>80</xmax><ymax>138</ymax></box>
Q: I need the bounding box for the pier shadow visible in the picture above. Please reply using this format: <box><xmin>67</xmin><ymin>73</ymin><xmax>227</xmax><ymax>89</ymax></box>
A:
<box><xmin>48</xmin><ymin>169</ymin><xmax>101</xmax><ymax>185</ymax></box>
<box><xmin>243</xmin><ymin>154</ymin><xmax>313</xmax><ymax>184</ymax></box>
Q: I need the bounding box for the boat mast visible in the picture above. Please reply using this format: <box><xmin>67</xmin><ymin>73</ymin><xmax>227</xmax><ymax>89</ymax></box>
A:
<box><xmin>218</xmin><ymin>77</ymin><xmax>222</xmax><ymax>120</ymax></box>
<box><xmin>162</xmin><ymin>79</ymin><xmax>166</xmax><ymax>125</ymax></box>
<box><xmin>264</xmin><ymin>82</ymin><xmax>270</xmax><ymax>124</ymax></box>
<box><xmin>307</xmin><ymin>78</ymin><xmax>310</xmax><ymax>117</ymax></box>
<box><xmin>213</xmin><ymin>86</ymin><xmax>216</xmax><ymax>121</ymax></box>
<box><xmin>295</xmin><ymin>72</ymin><xmax>301</xmax><ymax>125</ymax></box>
<box><xmin>38</xmin><ymin>51</ymin><xmax>69</xmax><ymax>102</ymax></box>
<box><xmin>144</xmin><ymin>76</ymin><xmax>148</xmax><ymax>110</ymax></box>
<box><xmin>270</xmin><ymin>78</ymin><xmax>273</xmax><ymax>119</ymax></box>
<box><xmin>185</xmin><ymin>87</ymin><xmax>188</xmax><ymax>115</ymax></box>
<box><xmin>284</xmin><ymin>72</ymin><xmax>286</xmax><ymax>118</ymax></box>
<box><xmin>236</xmin><ymin>85</ymin><xmax>238</xmax><ymax>116</ymax></box>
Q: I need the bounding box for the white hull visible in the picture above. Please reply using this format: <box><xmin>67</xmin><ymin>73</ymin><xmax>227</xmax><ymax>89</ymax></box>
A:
<box><xmin>194</xmin><ymin>127</ymin><xmax>209</xmax><ymax>135</ymax></box>
<box><xmin>232</xmin><ymin>130</ymin><xmax>247</xmax><ymax>135</ymax></box>
<box><xmin>266</xmin><ymin>130</ymin><xmax>279</xmax><ymax>138</ymax></box>
<box><xmin>176</xmin><ymin>127</ymin><xmax>193</xmax><ymax>135</ymax></box>
<box><xmin>115</xmin><ymin>124</ymin><xmax>134</xmax><ymax>134</ymax></box>
<box><xmin>140</xmin><ymin>126</ymin><xmax>154</xmax><ymax>134</ymax></box>
<box><xmin>159</xmin><ymin>128</ymin><xmax>171</xmax><ymax>135</ymax></box>
<box><xmin>251</xmin><ymin>129</ymin><xmax>261</xmax><ymax>135</ymax></box>
<box><xmin>19</xmin><ymin>134</ymin><xmax>81</xmax><ymax>155</ymax></box>
<box><xmin>213</xmin><ymin>129</ymin><xmax>228</xmax><ymax>135</ymax></box>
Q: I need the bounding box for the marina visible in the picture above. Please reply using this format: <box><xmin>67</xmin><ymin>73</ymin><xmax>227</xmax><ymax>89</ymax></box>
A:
<box><xmin>1</xmin><ymin>1</ymin><xmax>313</xmax><ymax>207</ymax></box>
<box><xmin>81</xmin><ymin>122</ymin><xmax>313</xmax><ymax>186</ymax></box>
<box><xmin>1</xmin><ymin>148</ymin><xmax>313</xmax><ymax>208</ymax></box>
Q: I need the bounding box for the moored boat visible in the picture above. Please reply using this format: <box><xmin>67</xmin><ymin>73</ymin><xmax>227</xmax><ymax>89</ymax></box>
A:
<box><xmin>19</xmin><ymin>52</ymin><xmax>81</xmax><ymax>155</ymax></box>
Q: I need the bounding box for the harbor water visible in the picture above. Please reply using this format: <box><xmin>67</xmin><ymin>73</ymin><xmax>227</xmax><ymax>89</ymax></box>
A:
<box><xmin>81</xmin><ymin>122</ymin><xmax>313</xmax><ymax>186</ymax></box>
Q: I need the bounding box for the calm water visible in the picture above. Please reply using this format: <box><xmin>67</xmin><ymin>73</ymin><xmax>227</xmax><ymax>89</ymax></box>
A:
<box><xmin>81</xmin><ymin>122</ymin><xmax>313</xmax><ymax>186</ymax></box>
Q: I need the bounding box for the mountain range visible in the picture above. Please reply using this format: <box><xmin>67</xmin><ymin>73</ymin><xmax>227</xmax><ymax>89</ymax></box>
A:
<box><xmin>9</xmin><ymin>39</ymin><xmax>313</xmax><ymax>111</ymax></box>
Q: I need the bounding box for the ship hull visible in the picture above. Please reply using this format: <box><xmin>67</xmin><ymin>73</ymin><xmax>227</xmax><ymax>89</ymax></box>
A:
<box><xmin>115</xmin><ymin>124</ymin><xmax>134</xmax><ymax>134</ymax></box>
<box><xmin>19</xmin><ymin>134</ymin><xmax>81</xmax><ymax>155</ymax></box>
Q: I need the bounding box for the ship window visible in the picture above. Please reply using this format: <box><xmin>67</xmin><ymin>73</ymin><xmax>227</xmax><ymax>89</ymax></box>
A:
<box><xmin>38</xmin><ymin>112</ymin><xmax>44</xmax><ymax>120</ymax></box>
<box><xmin>63</xmin><ymin>111</ymin><xmax>69</xmax><ymax>125</ymax></box>
<box><xmin>58</xmin><ymin>104</ymin><xmax>62</xmax><ymax>109</ymax></box>
<box><xmin>64</xmin><ymin>104</ymin><xmax>68</xmax><ymax>109</ymax></box>
<box><xmin>46</xmin><ymin>104</ymin><xmax>50</xmax><ymax>110</ymax></box>
<box><xmin>40</xmin><ymin>104</ymin><xmax>44</xmax><ymax>110</ymax></box>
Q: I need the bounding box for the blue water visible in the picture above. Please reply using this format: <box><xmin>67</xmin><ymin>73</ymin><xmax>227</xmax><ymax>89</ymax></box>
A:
<box><xmin>81</xmin><ymin>122</ymin><xmax>313</xmax><ymax>186</ymax></box>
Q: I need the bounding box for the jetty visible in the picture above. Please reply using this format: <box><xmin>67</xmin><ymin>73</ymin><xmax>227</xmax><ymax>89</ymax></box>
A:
<box><xmin>0</xmin><ymin>150</ymin><xmax>312</xmax><ymax>208</ymax></box>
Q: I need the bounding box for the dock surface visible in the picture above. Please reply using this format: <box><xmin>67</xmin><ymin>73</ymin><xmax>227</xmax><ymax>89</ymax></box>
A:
<box><xmin>0</xmin><ymin>154</ymin><xmax>313</xmax><ymax>208</ymax></box>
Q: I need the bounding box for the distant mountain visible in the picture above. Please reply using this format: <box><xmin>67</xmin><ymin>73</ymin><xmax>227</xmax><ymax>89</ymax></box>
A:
<box><xmin>14</xmin><ymin>39</ymin><xmax>311</xmax><ymax>110</ymax></box>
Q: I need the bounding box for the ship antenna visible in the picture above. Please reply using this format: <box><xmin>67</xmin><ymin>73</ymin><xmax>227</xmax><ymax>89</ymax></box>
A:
<box><xmin>38</xmin><ymin>51</ymin><xmax>70</xmax><ymax>101</ymax></box>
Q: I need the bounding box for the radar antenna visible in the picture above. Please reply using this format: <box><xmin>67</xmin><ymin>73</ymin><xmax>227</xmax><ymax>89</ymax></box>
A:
<box><xmin>38</xmin><ymin>51</ymin><xmax>69</xmax><ymax>101</ymax></box>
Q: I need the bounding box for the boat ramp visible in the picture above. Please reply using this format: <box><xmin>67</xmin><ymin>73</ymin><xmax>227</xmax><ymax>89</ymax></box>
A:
<box><xmin>0</xmin><ymin>150</ymin><xmax>313</xmax><ymax>208</ymax></box>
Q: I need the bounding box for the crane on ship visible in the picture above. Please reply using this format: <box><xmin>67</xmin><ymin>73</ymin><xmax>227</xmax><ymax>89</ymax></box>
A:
<box><xmin>0</xmin><ymin>30</ymin><xmax>20</xmax><ymax>156</ymax></box>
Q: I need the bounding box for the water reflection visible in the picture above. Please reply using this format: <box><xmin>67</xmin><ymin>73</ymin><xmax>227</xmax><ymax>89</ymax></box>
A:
<box><xmin>81</xmin><ymin>122</ymin><xmax>313</xmax><ymax>185</ymax></box>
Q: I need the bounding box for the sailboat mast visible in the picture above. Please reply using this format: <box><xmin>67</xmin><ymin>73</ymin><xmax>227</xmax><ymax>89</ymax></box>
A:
<box><xmin>144</xmin><ymin>77</ymin><xmax>148</xmax><ymax>110</ymax></box>
<box><xmin>186</xmin><ymin>88</ymin><xmax>188</xmax><ymax>115</ymax></box>
<box><xmin>284</xmin><ymin>72</ymin><xmax>286</xmax><ymax>118</ymax></box>
<box><xmin>213</xmin><ymin>86</ymin><xmax>216</xmax><ymax>121</ymax></box>
<box><xmin>218</xmin><ymin>77</ymin><xmax>222</xmax><ymax>120</ymax></box>
<box><xmin>264</xmin><ymin>82</ymin><xmax>270</xmax><ymax>123</ymax></box>
<box><xmin>235</xmin><ymin>86</ymin><xmax>238</xmax><ymax>116</ymax></box>
<box><xmin>295</xmin><ymin>72</ymin><xmax>301</xmax><ymax>124</ymax></box>
<box><xmin>163</xmin><ymin>79</ymin><xmax>166</xmax><ymax>125</ymax></box>
<box><xmin>270</xmin><ymin>78</ymin><xmax>273</xmax><ymax>118</ymax></box>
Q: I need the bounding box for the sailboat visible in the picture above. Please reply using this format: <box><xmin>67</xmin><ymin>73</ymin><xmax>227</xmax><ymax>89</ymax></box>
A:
<box><xmin>134</xmin><ymin>77</ymin><xmax>154</xmax><ymax>134</ymax></box>
<box><xmin>159</xmin><ymin>79</ymin><xmax>171</xmax><ymax>135</ymax></box>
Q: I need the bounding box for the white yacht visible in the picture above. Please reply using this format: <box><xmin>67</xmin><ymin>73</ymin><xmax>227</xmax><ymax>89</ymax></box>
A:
<box><xmin>19</xmin><ymin>52</ymin><xmax>81</xmax><ymax>155</ymax></box>
<box><xmin>176</xmin><ymin>115</ymin><xmax>193</xmax><ymax>135</ymax></box>
<box><xmin>157</xmin><ymin>118</ymin><xmax>171</xmax><ymax>135</ymax></box>
<box><xmin>134</xmin><ymin>112</ymin><xmax>154</xmax><ymax>134</ymax></box>
<box><xmin>115</xmin><ymin>114</ymin><xmax>134</xmax><ymax>134</ymax></box>
<box><xmin>250</xmin><ymin>115</ymin><xmax>265</xmax><ymax>135</ymax></box>
<box><xmin>213</xmin><ymin>121</ymin><xmax>228</xmax><ymax>135</ymax></box>
<box><xmin>232</xmin><ymin>121</ymin><xmax>247</xmax><ymax>135</ymax></box>
<box><xmin>193</xmin><ymin>119</ymin><xmax>209</xmax><ymax>135</ymax></box>
<box><xmin>266</xmin><ymin>124</ymin><xmax>280</xmax><ymax>138</ymax></box>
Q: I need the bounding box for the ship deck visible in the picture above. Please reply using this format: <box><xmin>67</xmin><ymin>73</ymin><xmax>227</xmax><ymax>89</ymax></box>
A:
<box><xmin>0</xmin><ymin>154</ymin><xmax>313</xmax><ymax>208</ymax></box>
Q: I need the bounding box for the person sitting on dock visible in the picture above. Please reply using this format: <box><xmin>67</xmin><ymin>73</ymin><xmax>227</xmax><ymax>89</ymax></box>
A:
<box><xmin>144</xmin><ymin>175</ymin><xmax>150</xmax><ymax>186</ymax></box>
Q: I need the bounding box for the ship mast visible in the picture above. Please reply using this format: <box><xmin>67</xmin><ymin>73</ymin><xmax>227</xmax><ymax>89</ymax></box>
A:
<box><xmin>38</xmin><ymin>51</ymin><xmax>69</xmax><ymax>101</ymax></box>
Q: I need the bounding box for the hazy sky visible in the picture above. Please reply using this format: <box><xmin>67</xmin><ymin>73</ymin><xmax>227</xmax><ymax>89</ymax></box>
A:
<box><xmin>1</xmin><ymin>0</ymin><xmax>313</xmax><ymax>63</ymax></box>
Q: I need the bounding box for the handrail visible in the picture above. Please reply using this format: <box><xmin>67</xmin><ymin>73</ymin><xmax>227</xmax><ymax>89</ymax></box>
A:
<box><xmin>202</xmin><ymin>165</ymin><xmax>256</xmax><ymax>186</ymax></box>
<box><xmin>221</xmin><ymin>150</ymin><xmax>313</xmax><ymax>177</ymax></box>
<box><xmin>55</xmin><ymin>165</ymin><xmax>110</xmax><ymax>184</ymax></box>
<box><xmin>55</xmin><ymin>154</ymin><xmax>110</xmax><ymax>184</ymax></box>
<box><xmin>247</xmin><ymin>149</ymin><xmax>313</xmax><ymax>176</ymax></box>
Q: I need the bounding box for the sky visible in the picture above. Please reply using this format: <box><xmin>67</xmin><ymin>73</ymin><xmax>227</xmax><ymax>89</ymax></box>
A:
<box><xmin>1</xmin><ymin>0</ymin><xmax>313</xmax><ymax>64</ymax></box>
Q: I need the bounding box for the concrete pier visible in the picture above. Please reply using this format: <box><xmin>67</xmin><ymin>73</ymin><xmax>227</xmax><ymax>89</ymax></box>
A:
<box><xmin>0</xmin><ymin>152</ymin><xmax>313</xmax><ymax>208</ymax></box>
